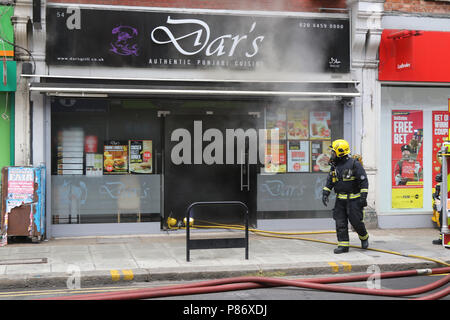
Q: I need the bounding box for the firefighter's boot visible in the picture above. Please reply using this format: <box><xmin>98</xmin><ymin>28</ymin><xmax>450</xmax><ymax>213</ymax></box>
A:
<box><xmin>333</xmin><ymin>246</ymin><xmax>349</xmax><ymax>254</ymax></box>
<box><xmin>359</xmin><ymin>234</ymin><xmax>369</xmax><ymax>249</ymax></box>
<box><xmin>432</xmin><ymin>234</ymin><xmax>442</xmax><ymax>245</ymax></box>
<box><xmin>361</xmin><ymin>238</ymin><xmax>369</xmax><ymax>249</ymax></box>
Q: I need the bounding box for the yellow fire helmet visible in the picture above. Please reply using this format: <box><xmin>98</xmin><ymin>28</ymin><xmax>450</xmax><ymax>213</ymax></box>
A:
<box><xmin>329</xmin><ymin>139</ymin><xmax>351</xmax><ymax>157</ymax></box>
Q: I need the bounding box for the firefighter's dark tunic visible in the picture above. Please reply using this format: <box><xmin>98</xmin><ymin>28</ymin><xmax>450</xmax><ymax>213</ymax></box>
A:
<box><xmin>323</xmin><ymin>156</ymin><xmax>369</xmax><ymax>247</ymax></box>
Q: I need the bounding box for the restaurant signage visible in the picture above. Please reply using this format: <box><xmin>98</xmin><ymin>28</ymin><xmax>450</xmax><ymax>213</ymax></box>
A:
<box><xmin>46</xmin><ymin>6</ymin><xmax>350</xmax><ymax>73</ymax></box>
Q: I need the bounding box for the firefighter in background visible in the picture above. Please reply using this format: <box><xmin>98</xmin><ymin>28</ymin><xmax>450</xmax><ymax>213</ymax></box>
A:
<box><xmin>322</xmin><ymin>139</ymin><xmax>370</xmax><ymax>254</ymax></box>
<box><xmin>432</xmin><ymin>172</ymin><xmax>443</xmax><ymax>245</ymax></box>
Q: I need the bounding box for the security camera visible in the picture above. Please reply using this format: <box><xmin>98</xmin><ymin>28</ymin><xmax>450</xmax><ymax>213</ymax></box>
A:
<box><xmin>343</xmin><ymin>100</ymin><xmax>354</xmax><ymax>108</ymax></box>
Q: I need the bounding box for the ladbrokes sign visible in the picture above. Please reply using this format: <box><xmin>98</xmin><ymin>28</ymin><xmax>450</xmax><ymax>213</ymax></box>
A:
<box><xmin>46</xmin><ymin>6</ymin><xmax>350</xmax><ymax>73</ymax></box>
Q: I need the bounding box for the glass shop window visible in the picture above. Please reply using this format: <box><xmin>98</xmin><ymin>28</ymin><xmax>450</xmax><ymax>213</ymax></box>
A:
<box><xmin>264</xmin><ymin>104</ymin><xmax>342</xmax><ymax>174</ymax></box>
<box><xmin>50</xmin><ymin>98</ymin><xmax>162</xmax><ymax>224</ymax></box>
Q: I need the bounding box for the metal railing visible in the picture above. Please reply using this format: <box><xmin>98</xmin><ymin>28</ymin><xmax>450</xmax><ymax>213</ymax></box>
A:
<box><xmin>186</xmin><ymin>201</ymin><xmax>249</xmax><ymax>262</ymax></box>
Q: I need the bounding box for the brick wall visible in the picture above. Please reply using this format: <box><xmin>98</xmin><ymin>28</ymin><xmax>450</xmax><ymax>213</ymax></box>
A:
<box><xmin>47</xmin><ymin>0</ymin><xmax>347</xmax><ymax>12</ymax></box>
<box><xmin>385</xmin><ymin>0</ymin><xmax>450</xmax><ymax>14</ymax></box>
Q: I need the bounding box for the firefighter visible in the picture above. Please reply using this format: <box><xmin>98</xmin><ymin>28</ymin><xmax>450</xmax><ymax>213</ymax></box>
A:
<box><xmin>432</xmin><ymin>172</ymin><xmax>443</xmax><ymax>245</ymax></box>
<box><xmin>322</xmin><ymin>139</ymin><xmax>370</xmax><ymax>254</ymax></box>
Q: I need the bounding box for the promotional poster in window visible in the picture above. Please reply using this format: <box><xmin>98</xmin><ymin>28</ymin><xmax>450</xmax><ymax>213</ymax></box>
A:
<box><xmin>432</xmin><ymin>111</ymin><xmax>449</xmax><ymax>191</ymax></box>
<box><xmin>391</xmin><ymin>110</ymin><xmax>423</xmax><ymax>209</ymax></box>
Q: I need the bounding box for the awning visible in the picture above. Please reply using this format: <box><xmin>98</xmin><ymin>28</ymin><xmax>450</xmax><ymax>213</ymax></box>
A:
<box><xmin>28</xmin><ymin>75</ymin><xmax>360</xmax><ymax>99</ymax></box>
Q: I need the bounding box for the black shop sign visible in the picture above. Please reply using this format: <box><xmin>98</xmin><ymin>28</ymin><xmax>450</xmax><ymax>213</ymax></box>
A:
<box><xmin>46</xmin><ymin>7</ymin><xmax>350</xmax><ymax>73</ymax></box>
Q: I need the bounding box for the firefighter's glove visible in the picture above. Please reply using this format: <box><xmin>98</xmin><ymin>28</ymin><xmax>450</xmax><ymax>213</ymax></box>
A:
<box><xmin>322</xmin><ymin>190</ymin><xmax>330</xmax><ymax>207</ymax></box>
<box><xmin>360</xmin><ymin>193</ymin><xmax>368</xmax><ymax>208</ymax></box>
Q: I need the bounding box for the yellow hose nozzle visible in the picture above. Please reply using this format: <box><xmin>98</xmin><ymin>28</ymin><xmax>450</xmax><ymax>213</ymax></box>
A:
<box><xmin>167</xmin><ymin>217</ymin><xmax>177</xmax><ymax>228</ymax></box>
<box><xmin>183</xmin><ymin>217</ymin><xmax>194</xmax><ymax>227</ymax></box>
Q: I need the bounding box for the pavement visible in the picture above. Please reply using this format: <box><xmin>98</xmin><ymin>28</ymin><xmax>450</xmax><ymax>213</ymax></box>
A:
<box><xmin>0</xmin><ymin>227</ymin><xmax>449</xmax><ymax>290</ymax></box>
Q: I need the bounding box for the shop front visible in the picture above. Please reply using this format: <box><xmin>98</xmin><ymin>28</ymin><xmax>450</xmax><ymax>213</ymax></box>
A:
<box><xmin>31</xmin><ymin>5</ymin><xmax>359</xmax><ymax>237</ymax></box>
<box><xmin>0</xmin><ymin>61</ymin><xmax>15</xmax><ymax>172</ymax></box>
<box><xmin>0</xmin><ymin>5</ymin><xmax>15</xmax><ymax>175</ymax></box>
<box><xmin>378</xmin><ymin>29</ymin><xmax>450</xmax><ymax>228</ymax></box>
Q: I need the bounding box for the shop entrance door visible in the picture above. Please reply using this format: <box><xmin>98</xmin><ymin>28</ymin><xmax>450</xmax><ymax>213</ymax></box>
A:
<box><xmin>163</xmin><ymin>113</ymin><xmax>260</xmax><ymax>229</ymax></box>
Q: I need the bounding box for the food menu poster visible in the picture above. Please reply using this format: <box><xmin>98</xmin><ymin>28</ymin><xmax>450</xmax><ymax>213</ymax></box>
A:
<box><xmin>310</xmin><ymin>111</ymin><xmax>331</xmax><ymax>139</ymax></box>
<box><xmin>129</xmin><ymin>140</ymin><xmax>153</xmax><ymax>174</ymax></box>
<box><xmin>391</xmin><ymin>110</ymin><xmax>423</xmax><ymax>208</ymax></box>
<box><xmin>84</xmin><ymin>135</ymin><xmax>98</xmax><ymax>153</ymax></box>
<box><xmin>266</xmin><ymin>108</ymin><xmax>287</xmax><ymax>140</ymax></box>
<box><xmin>310</xmin><ymin>141</ymin><xmax>331</xmax><ymax>172</ymax></box>
<box><xmin>57</xmin><ymin>128</ymin><xmax>84</xmax><ymax>175</ymax></box>
<box><xmin>432</xmin><ymin>111</ymin><xmax>449</xmax><ymax>190</ymax></box>
<box><xmin>287</xmin><ymin>110</ymin><xmax>308</xmax><ymax>140</ymax></box>
<box><xmin>288</xmin><ymin>141</ymin><xmax>309</xmax><ymax>172</ymax></box>
<box><xmin>264</xmin><ymin>143</ymin><xmax>286</xmax><ymax>173</ymax></box>
<box><xmin>104</xmin><ymin>141</ymin><xmax>128</xmax><ymax>174</ymax></box>
<box><xmin>86</xmin><ymin>153</ymin><xmax>103</xmax><ymax>176</ymax></box>
<box><xmin>264</xmin><ymin>108</ymin><xmax>333</xmax><ymax>173</ymax></box>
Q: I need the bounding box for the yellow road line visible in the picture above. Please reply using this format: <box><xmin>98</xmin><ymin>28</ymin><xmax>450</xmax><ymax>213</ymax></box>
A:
<box><xmin>0</xmin><ymin>287</ymin><xmax>141</xmax><ymax>298</ymax></box>
<box><xmin>339</xmin><ymin>261</ymin><xmax>352</xmax><ymax>272</ymax></box>
<box><xmin>328</xmin><ymin>261</ymin><xmax>353</xmax><ymax>273</ymax></box>
<box><xmin>110</xmin><ymin>269</ymin><xmax>134</xmax><ymax>281</ymax></box>
<box><xmin>0</xmin><ymin>285</ymin><xmax>141</xmax><ymax>296</ymax></box>
<box><xmin>328</xmin><ymin>262</ymin><xmax>339</xmax><ymax>273</ymax></box>
<box><xmin>110</xmin><ymin>269</ymin><xmax>121</xmax><ymax>281</ymax></box>
<box><xmin>122</xmin><ymin>269</ymin><xmax>134</xmax><ymax>281</ymax></box>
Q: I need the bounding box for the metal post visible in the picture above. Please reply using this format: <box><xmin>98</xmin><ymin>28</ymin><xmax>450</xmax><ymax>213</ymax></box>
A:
<box><xmin>245</xmin><ymin>208</ymin><xmax>249</xmax><ymax>260</ymax></box>
<box><xmin>186</xmin><ymin>207</ymin><xmax>191</xmax><ymax>262</ymax></box>
<box><xmin>444</xmin><ymin>100</ymin><xmax>450</xmax><ymax>242</ymax></box>
<box><xmin>441</xmin><ymin>143</ymin><xmax>449</xmax><ymax>238</ymax></box>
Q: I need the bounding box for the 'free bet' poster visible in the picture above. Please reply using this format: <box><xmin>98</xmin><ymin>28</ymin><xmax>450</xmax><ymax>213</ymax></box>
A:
<box><xmin>391</xmin><ymin>110</ymin><xmax>423</xmax><ymax>208</ymax></box>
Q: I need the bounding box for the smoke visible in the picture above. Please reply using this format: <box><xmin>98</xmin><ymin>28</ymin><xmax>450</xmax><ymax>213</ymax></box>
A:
<box><xmin>145</xmin><ymin>10</ymin><xmax>347</xmax><ymax>82</ymax></box>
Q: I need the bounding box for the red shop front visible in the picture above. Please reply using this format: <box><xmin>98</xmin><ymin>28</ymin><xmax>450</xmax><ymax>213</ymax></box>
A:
<box><xmin>379</xmin><ymin>29</ymin><xmax>450</xmax><ymax>83</ymax></box>
<box><xmin>378</xmin><ymin>29</ymin><xmax>450</xmax><ymax>229</ymax></box>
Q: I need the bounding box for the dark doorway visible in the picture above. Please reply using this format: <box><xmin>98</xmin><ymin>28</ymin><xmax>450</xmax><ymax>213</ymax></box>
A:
<box><xmin>163</xmin><ymin>112</ymin><xmax>260</xmax><ymax>229</ymax></box>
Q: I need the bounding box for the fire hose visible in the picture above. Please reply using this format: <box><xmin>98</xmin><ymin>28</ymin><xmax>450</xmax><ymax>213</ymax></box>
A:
<box><xmin>44</xmin><ymin>266</ymin><xmax>450</xmax><ymax>300</ymax></box>
<box><xmin>171</xmin><ymin>220</ymin><xmax>450</xmax><ymax>268</ymax></box>
<box><xmin>40</xmin><ymin>221</ymin><xmax>450</xmax><ymax>300</ymax></box>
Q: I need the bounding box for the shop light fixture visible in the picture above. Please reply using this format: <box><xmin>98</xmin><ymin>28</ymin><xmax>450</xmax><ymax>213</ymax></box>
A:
<box><xmin>31</xmin><ymin>84</ymin><xmax>359</xmax><ymax>98</ymax></box>
<box><xmin>24</xmin><ymin>74</ymin><xmax>360</xmax><ymax>85</ymax></box>
<box><xmin>46</xmin><ymin>92</ymin><xmax>109</xmax><ymax>98</ymax></box>
<box><xmin>35</xmin><ymin>88</ymin><xmax>358</xmax><ymax>98</ymax></box>
<box><xmin>289</xmin><ymin>97</ymin><xmax>341</xmax><ymax>101</ymax></box>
